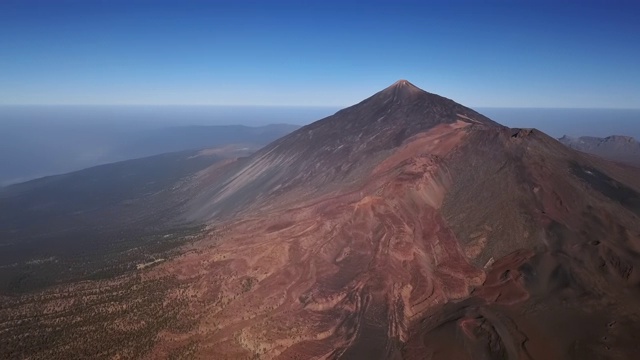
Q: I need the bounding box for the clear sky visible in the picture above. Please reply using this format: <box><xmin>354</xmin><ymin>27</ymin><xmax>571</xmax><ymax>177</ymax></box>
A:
<box><xmin>1</xmin><ymin>0</ymin><xmax>639</xmax><ymax>108</ymax></box>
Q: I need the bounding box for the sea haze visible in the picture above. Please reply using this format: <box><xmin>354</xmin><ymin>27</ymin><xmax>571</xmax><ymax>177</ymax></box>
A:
<box><xmin>0</xmin><ymin>105</ymin><xmax>340</xmax><ymax>185</ymax></box>
<box><xmin>0</xmin><ymin>105</ymin><xmax>338</xmax><ymax>127</ymax></box>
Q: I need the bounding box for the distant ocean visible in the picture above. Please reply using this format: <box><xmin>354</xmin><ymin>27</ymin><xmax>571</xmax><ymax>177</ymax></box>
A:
<box><xmin>0</xmin><ymin>105</ymin><xmax>339</xmax><ymax>128</ymax></box>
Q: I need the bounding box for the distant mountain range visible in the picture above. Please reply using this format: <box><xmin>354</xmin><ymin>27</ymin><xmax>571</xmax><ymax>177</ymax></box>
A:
<box><xmin>559</xmin><ymin>134</ymin><xmax>640</xmax><ymax>166</ymax></box>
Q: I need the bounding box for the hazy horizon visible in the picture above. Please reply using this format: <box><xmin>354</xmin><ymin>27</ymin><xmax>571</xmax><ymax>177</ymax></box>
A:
<box><xmin>2</xmin><ymin>104</ymin><xmax>639</xmax><ymax>136</ymax></box>
<box><xmin>2</xmin><ymin>104</ymin><xmax>639</xmax><ymax>186</ymax></box>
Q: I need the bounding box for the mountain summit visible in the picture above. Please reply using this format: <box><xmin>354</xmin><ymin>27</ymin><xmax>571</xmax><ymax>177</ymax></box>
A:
<box><xmin>331</xmin><ymin>79</ymin><xmax>500</xmax><ymax>129</ymax></box>
<box><xmin>381</xmin><ymin>79</ymin><xmax>424</xmax><ymax>99</ymax></box>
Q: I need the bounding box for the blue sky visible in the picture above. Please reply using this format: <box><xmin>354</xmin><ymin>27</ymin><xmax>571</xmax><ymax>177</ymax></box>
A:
<box><xmin>1</xmin><ymin>0</ymin><xmax>639</xmax><ymax>108</ymax></box>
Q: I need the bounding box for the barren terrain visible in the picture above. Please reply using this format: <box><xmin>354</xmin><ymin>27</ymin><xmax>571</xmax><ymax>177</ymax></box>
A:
<box><xmin>3</xmin><ymin>81</ymin><xmax>640</xmax><ymax>359</ymax></box>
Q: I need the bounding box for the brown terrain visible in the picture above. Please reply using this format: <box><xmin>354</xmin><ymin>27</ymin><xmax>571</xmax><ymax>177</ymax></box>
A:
<box><xmin>3</xmin><ymin>80</ymin><xmax>640</xmax><ymax>359</ymax></box>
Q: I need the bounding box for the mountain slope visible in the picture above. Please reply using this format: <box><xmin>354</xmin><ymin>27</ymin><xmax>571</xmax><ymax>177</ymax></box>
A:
<box><xmin>185</xmin><ymin>80</ymin><xmax>501</xmax><ymax>220</ymax></box>
<box><xmin>2</xmin><ymin>81</ymin><xmax>640</xmax><ymax>359</ymax></box>
<box><xmin>154</xmin><ymin>124</ymin><xmax>640</xmax><ymax>359</ymax></box>
<box><xmin>150</xmin><ymin>82</ymin><xmax>640</xmax><ymax>359</ymax></box>
<box><xmin>0</xmin><ymin>145</ymin><xmax>252</xmax><ymax>293</ymax></box>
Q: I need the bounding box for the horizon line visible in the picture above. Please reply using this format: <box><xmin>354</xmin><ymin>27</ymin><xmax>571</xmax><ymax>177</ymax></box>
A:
<box><xmin>1</xmin><ymin>104</ymin><xmax>640</xmax><ymax>111</ymax></box>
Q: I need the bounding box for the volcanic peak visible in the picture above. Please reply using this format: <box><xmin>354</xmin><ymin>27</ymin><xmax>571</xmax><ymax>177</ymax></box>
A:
<box><xmin>379</xmin><ymin>79</ymin><xmax>427</xmax><ymax>101</ymax></box>
<box><xmin>390</xmin><ymin>79</ymin><xmax>419</xmax><ymax>90</ymax></box>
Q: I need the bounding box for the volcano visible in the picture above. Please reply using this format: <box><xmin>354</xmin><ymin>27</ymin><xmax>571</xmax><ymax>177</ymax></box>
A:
<box><xmin>3</xmin><ymin>81</ymin><xmax>640</xmax><ymax>359</ymax></box>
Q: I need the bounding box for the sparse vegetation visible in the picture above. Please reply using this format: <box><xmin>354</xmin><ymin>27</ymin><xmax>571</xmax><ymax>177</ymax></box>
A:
<box><xmin>241</xmin><ymin>277</ymin><xmax>257</xmax><ymax>293</ymax></box>
<box><xmin>0</xmin><ymin>225</ymin><xmax>205</xmax><ymax>294</ymax></box>
<box><xmin>0</xmin><ymin>274</ymin><xmax>193</xmax><ymax>359</ymax></box>
<box><xmin>0</xmin><ymin>148</ymin><xmax>219</xmax><ymax>294</ymax></box>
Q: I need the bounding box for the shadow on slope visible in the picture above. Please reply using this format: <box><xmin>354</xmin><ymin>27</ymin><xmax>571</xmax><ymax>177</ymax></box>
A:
<box><xmin>0</xmin><ymin>147</ymin><xmax>248</xmax><ymax>293</ymax></box>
